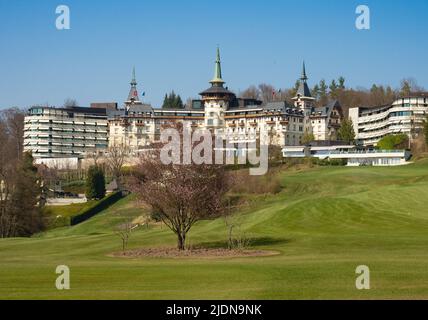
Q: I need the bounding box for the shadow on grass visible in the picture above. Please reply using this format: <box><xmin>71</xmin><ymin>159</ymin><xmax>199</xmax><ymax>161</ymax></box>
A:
<box><xmin>195</xmin><ymin>237</ymin><xmax>292</xmax><ymax>249</ymax></box>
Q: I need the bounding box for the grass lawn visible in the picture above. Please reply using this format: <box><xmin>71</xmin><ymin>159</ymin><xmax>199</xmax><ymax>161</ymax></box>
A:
<box><xmin>1</xmin><ymin>161</ymin><xmax>428</xmax><ymax>299</ymax></box>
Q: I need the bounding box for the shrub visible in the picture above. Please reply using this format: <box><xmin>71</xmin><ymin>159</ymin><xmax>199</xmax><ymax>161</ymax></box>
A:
<box><xmin>377</xmin><ymin>134</ymin><xmax>409</xmax><ymax>150</ymax></box>
<box><xmin>311</xmin><ymin>158</ymin><xmax>347</xmax><ymax>166</ymax></box>
<box><xmin>70</xmin><ymin>192</ymin><xmax>122</xmax><ymax>225</ymax></box>
<box><xmin>85</xmin><ymin>165</ymin><xmax>106</xmax><ymax>200</ymax></box>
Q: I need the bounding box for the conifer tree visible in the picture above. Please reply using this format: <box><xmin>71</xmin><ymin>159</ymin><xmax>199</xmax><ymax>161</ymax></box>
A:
<box><xmin>338</xmin><ymin>118</ymin><xmax>356</xmax><ymax>144</ymax></box>
<box><xmin>85</xmin><ymin>165</ymin><xmax>106</xmax><ymax>200</ymax></box>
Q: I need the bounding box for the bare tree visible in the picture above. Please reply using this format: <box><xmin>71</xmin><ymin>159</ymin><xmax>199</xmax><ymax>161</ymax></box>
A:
<box><xmin>239</xmin><ymin>85</ymin><xmax>261</xmax><ymax>100</ymax></box>
<box><xmin>63</xmin><ymin>98</ymin><xmax>78</xmax><ymax>107</ymax></box>
<box><xmin>258</xmin><ymin>83</ymin><xmax>276</xmax><ymax>103</ymax></box>
<box><xmin>1</xmin><ymin>108</ymin><xmax>25</xmax><ymax>159</ymax></box>
<box><xmin>130</xmin><ymin>124</ymin><xmax>233</xmax><ymax>250</ymax></box>
<box><xmin>115</xmin><ymin>219</ymin><xmax>134</xmax><ymax>252</ymax></box>
<box><xmin>105</xmin><ymin>145</ymin><xmax>128</xmax><ymax>191</ymax></box>
<box><xmin>86</xmin><ymin>148</ymin><xmax>103</xmax><ymax>166</ymax></box>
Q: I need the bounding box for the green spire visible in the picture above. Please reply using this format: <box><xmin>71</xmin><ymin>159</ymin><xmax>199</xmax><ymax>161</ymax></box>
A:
<box><xmin>131</xmin><ymin>67</ymin><xmax>137</xmax><ymax>86</ymax></box>
<box><xmin>301</xmin><ymin>61</ymin><xmax>308</xmax><ymax>81</ymax></box>
<box><xmin>210</xmin><ymin>47</ymin><xmax>225</xmax><ymax>86</ymax></box>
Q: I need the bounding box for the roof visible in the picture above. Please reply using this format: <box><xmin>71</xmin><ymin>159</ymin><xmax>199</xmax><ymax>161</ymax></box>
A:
<box><xmin>127</xmin><ymin>68</ymin><xmax>141</xmax><ymax>103</ymax></box>
<box><xmin>310</xmin><ymin>100</ymin><xmax>342</xmax><ymax>117</ymax></box>
<box><xmin>64</xmin><ymin>106</ymin><xmax>108</xmax><ymax>115</ymax></box>
<box><xmin>128</xmin><ymin>104</ymin><xmax>153</xmax><ymax>113</ymax></box>
<box><xmin>297</xmin><ymin>80</ymin><xmax>312</xmax><ymax>97</ymax></box>
<box><xmin>199</xmin><ymin>85</ymin><xmax>236</xmax><ymax>96</ymax></box>
<box><xmin>399</xmin><ymin>92</ymin><xmax>428</xmax><ymax>99</ymax></box>
<box><xmin>210</xmin><ymin>47</ymin><xmax>225</xmax><ymax>86</ymax></box>
<box><xmin>295</xmin><ymin>62</ymin><xmax>313</xmax><ymax>98</ymax></box>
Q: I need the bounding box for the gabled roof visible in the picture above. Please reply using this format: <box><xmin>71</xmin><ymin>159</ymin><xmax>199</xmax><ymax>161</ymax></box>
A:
<box><xmin>310</xmin><ymin>100</ymin><xmax>342</xmax><ymax>118</ymax></box>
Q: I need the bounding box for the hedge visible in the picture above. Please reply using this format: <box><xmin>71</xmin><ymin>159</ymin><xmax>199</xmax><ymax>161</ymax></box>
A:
<box><xmin>70</xmin><ymin>192</ymin><xmax>123</xmax><ymax>226</ymax></box>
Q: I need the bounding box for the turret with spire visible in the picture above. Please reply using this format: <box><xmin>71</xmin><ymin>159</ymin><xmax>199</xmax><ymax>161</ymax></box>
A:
<box><xmin>296</xmin><ymin>61</ymin><xmax>312</xmax><ymax>98</ymax></box>
<box><xmin>292</xmin><ymin>62</ymin><xmax>315</xmax><ymax>135</ymax></box>
<box><xmin>210</xmin><ymin>47</ymin><xmax>225</xmax><ymax>87</ymax></box>
<box><xmin>199</xmin><ymin>47</ymin><xmax>235</xmax><ymax>100</ymax></box>
<box><xmin>199</xmin><ymin>47</ymin><xmax>236</xmax><ymax>129</ymax></box>
<box><xmin>126</xmin><ymin>67</ymin><xmax>142</xmax><ymax>106</ymax></box>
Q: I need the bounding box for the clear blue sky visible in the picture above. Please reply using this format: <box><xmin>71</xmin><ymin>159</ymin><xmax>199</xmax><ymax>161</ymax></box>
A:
<box><xmin>0</xmin><ymin>0</ymin><xmax>427</xmax><ymax>109</ymax></box>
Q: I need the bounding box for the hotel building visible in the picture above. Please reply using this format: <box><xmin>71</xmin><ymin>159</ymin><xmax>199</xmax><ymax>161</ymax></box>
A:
<box><xmin>23</xmin><ymin>49</ymin><xmax>346</xmax><ymax>166</ymax></box>
<box><xmin>23</xmin><ymin>105</ymin><xmax>111</xmax><ymax>160</ymax></box>
<box><xmin>109</xmin><ymin>50</ymin><xmax>343</xmax><ymax>152</ymax></box>
<box><xmin>349</xmin><ymin>94</ymin><xmax>428</xmax><ymax>146</ymax></box>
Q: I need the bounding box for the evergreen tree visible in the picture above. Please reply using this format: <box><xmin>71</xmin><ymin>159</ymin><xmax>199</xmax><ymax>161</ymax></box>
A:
<box><xmin>319</xmin><ymin>79</ymin><xmax>328</xmax><ymax>105</ymax></box>
<box><xmin>329</xmin><ymin>80</ymin><xmax>339</xmax><ymax>99</ymax></box>
<box><xmin>9</xmin><ymin>152</ymin><xmax>44</xmax><ymax>236</ymax></box>
<box><xmin>338</xmin><ymin>118</ymin><xmax>356</xmax><ymax>144</ymax></box>
<box><xmin>311</xmin><ymin>84</ymin><xmax>320</xmax><ymax>100</ymax></box>
<box><xmin>162</xmin><ymin>91</ymin><xmax>184</xmax><ymax>109</ymax></box>
<box><xmin>338</xmin><ymin>77</ymin><xmax>346</xmax><ymax>90</ymax></box>
<box><xmin>85</xmin><ymin>165</ymin><xmax>106</xmax><ymax>200</ymax></box>
<box><xmin>288</xmin><ymin>80</ymin><xmax>300</xmax><ymax>98</ymax></box>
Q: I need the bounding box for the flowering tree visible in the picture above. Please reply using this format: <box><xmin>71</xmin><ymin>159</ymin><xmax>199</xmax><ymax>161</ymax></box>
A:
<box><xmin>130</xmin><ymin>124</ymin><xmax>232</xmax><ymax>250</ymax></box>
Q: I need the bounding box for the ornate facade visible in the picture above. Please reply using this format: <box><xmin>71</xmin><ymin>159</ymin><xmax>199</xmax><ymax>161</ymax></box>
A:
<box><xmin>23</xmin><ymin>49</ymin><xmax>346</xmax><ymax>164</ymax></box>
<box><xmin>108</xmin><ymin>49</ymin><xmax>343</xmax><ymax>153</ymax></box>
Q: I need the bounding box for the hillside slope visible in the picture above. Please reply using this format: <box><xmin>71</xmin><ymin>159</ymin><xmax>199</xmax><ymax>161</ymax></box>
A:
<box><xmin>1</xmin><ymin>161</ymin><xmax>428</xmax><ymax>299</ymax></box>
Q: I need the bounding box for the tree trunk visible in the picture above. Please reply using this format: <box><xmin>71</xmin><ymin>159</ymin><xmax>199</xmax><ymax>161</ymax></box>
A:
<box><xmin>177</xmin><ymin>232</ymin><xmax>186</xmax><ymax>251</ymax></box>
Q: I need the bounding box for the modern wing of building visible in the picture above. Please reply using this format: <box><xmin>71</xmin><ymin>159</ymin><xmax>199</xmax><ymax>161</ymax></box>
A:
<box><xmin>23</xmin><ymin>106</ymin><xmax>111</xmax><ymax>160</ymax></box>
<box><xmin>349</xmin><ymin>93</ymin><xmax>428</xmax><ymax>146</ymax></box>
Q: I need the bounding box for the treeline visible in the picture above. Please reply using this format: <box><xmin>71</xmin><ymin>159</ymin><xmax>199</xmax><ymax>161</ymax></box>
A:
<box><xmin>0</xmin><ymin>108</ymin><xmax>46</xmax><ymax>237</ymax></box>
<box><xmin>162</xmin><ymin>91</ymin><xmax>184</xmax><ymax>109</ymax></box>
<box><xmin>239</xmin><ymin>78</ymin><xmax>425</xmax><ymax>116</ymax></box>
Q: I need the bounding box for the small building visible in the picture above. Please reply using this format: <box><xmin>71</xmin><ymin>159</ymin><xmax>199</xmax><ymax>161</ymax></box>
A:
<box><xmin>282</xmin><ymin>144</ymin><xmax>411</xmax><ymax>166</ymax></box>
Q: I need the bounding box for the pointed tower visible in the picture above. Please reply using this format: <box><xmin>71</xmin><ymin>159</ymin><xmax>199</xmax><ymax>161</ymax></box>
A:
<box><xmin>292</xmin><ymin>62</ymin><xmax>315</xmax><ymax>133</ymax></box>
<box><xmin>294</xmin><ymin>62</ymin><xmax>314</xmax><ymax>100</ymax></box>
<box><xmin>199</xmin><ymin>47</ymin><xmax>236</xmax><ymax>129</ymax></box>
<box><xmin>210</xmin><ymin>47</ymin><xmax>225</xmax><ymax>87</ymax></box>
<box><xmin>125</xmin><ymin>67</ymin><xmax>142</xmax><ymax>108</ymax></box>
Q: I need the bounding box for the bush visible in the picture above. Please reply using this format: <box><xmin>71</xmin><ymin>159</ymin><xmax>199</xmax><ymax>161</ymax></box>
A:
<box><xmin>70</xmin><ymin>192</ymin><xmax>123</xmax><ymax>225</ymax></box>
<box><xmin>311</xmin><ymin>158</ymin><xmax>347</xmax><ymax>166</ymax></box>
<box><xmin>85</xmin><ymin>165</ymin><xmax>106</xmax><ymax>200</ymax></box>
<box><xmin>377</xmin><ymin>134</ymin><xmax>409</xmax><ymax>150</ymax></box>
